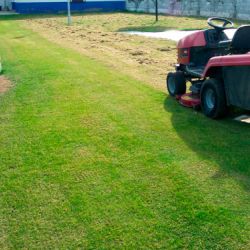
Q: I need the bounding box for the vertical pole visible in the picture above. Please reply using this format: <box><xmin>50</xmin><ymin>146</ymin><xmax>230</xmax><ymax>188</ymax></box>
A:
<box><xmin>197</xmin><ymin>0</ymin><xmax>201</xmax><ymax>16</ymax></box>
<box><xmin>155</xmin><ymin>0</ymin><xmax>158</xmax><ymax>22</ymax></box>
<box><xmin>233</xmin><ymin>0</ymin><xmax>237</xmax><ymax>19</ymax></box>
<box><xmin>67</xmin><ymin>0</ymin><xmax>72</xmax><ymax>25</ymax></box>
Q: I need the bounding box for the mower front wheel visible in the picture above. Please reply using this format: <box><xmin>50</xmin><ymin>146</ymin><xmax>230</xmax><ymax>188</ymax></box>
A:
<box><xmin>201</xmin><ymin>78</ymin><xmax>227</xmax><ymax>119</ymax></box>
<box><xmin>166</xmin><ymin>72</ymin><xmax>186</xmax><ymax>96</ymax></box>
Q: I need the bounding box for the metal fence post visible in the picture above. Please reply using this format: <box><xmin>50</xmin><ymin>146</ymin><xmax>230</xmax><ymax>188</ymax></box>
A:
<box><xmin>67</xmin><ymin>0</ymin><xmax>72</xmax><ymax>25</ymax></box>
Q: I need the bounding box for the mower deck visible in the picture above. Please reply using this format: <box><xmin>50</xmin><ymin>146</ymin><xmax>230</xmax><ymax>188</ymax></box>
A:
<box><xmin>176</xmin><ymin>93</ymin><xmax>201</xmax><ymax>108</ymax></box>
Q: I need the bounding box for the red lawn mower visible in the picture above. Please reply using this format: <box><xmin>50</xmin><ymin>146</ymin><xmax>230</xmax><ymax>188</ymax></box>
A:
<box><xmin>166</xmin><ymin>17</ymin><xmax>250</xmax><ymax>119</ymax></box>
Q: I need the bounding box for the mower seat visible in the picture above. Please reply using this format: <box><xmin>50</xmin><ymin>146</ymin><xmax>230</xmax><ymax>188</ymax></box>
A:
<box><xmin>218</xmin><ymin>26</ymin><xmax>250</xmax><ymax>52</ymax></box>
<box><xmin>231</xmin><ymin>25</ymin><xmax>250</xmax><ymax>53</ymax></box>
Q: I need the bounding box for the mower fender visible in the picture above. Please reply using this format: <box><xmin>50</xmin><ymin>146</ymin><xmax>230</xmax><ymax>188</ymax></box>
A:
<box><xmin>203</xmin><ymin>53</ymin><xmax>250</xmax><ymax>77</ymax></box>
<box><xmin>202</xmin><ymin>57</ymin><xmax>223</xmax><ymax>78</ymax></box>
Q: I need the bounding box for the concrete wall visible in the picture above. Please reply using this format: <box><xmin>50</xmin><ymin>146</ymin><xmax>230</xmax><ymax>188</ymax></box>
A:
<box><xmin>126</xmin><ymin>0</ymin><xmax>250</xmax><ymax>20</ymax></box>
<box><xmin>0</xmin><ymin>0</ymin><xmax>12</xmax><ymax>10</ymax></box>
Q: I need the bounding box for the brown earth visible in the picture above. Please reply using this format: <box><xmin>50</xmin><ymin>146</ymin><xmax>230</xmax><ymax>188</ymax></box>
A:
<box><xmin>0</xmin><ymin>75</ymin><xmax>12</xmax><ymax>94</ymax></box>
<box><xmin>22</xmin><ymin>14</ymin><xmax>178</xmax><ymax>91</ymax></box>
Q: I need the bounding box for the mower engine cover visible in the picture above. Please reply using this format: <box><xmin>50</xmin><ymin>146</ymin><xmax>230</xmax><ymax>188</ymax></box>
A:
<box><xmin>177</xmin><ymin>31</ymin><xmax>206</xmax><ymax>65</ymax></box>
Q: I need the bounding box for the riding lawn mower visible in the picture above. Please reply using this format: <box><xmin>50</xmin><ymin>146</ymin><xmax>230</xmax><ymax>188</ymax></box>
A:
<box><xmin>166</xmin><ymin>17</ymin><xmax>250</xmax><ymax>119</ymax></box>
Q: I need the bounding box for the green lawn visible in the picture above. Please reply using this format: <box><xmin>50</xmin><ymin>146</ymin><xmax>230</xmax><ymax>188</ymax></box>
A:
<box><xmin>0</xmin><ymin>14</ymin><xmax>249</xmax><ymax>249</ymax></box>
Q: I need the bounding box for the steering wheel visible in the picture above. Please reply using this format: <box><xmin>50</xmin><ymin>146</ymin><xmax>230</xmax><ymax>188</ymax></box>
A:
<box><xmin>207</xmin><ymin>17</ymin><xmax>234</xmax><ymax>31</ymax></box>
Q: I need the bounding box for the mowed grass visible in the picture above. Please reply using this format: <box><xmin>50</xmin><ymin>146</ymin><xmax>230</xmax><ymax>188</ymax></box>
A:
<box><xmin>0</xmin><ymin>15</ymin><xmax>249</xmax><ymax>249</ymax></box>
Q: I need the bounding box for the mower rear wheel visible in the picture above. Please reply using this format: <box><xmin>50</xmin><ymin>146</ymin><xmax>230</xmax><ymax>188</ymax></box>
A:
<box><xmin>201</xmin><ymin>78</ymin><xmax>227</xmax><ymax>119</ymax></box>
<box><xmin>167</xmin><ymin>72</ymin><xmax>186</xmax><ymax>96</ymax></box>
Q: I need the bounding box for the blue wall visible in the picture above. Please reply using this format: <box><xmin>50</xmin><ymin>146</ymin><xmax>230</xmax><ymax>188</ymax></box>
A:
<box><xmin>13</xmin><ymin>1</ymin><xmax>126</xmax><ymax>14</ymax></box>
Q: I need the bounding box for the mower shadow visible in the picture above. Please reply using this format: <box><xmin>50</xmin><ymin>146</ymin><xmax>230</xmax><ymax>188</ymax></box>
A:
<box><xmin>163</xmin><ymin>96</ymin><xmax>250</xmax><ymax>191</ymax></box>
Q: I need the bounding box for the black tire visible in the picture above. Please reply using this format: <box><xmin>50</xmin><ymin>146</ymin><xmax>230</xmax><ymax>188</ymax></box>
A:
<box><xmin>166</xmin><ymin>72</ymin><xmax>186</xmax><ymax>96</ymax></box>
<box><xmin>201</xmin><ymin>78</ymin><xmax>227</xmax><ymax>119</ymax></box>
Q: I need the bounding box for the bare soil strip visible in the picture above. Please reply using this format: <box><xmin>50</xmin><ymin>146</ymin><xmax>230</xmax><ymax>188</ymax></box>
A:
<box><xmin>23</xmin><ymin>14</ymin><xmax>177</xmax><ymax>91</ymax></box>
<box><xmin>0</xmin><ymin>75</ymin><xmax>12</xmax><ymax>94</ymax></box>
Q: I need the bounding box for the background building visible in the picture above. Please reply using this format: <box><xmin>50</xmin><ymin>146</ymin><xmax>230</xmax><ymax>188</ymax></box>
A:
<box><xmin>8</xmin><ymin>0</ymin><xmax>125</xmax><ymax>14</ymax></box>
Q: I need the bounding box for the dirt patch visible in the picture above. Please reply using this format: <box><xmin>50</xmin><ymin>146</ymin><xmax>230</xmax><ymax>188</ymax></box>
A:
<box><xmin>22</xmin><ymin>14</ymin><xmax>177</xmax><ymax>91</ymax></box>
<box><xmin>0</xmin><ymin>75</ymin><xmax>12</xmax><ymax>94</ymax></box>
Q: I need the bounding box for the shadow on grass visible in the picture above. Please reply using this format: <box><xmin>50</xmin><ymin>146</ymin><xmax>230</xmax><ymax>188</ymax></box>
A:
<box><xmin>163</xmin><ymin>96</ymin><xmax>250</xmax><ymax>191</ymax></box>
